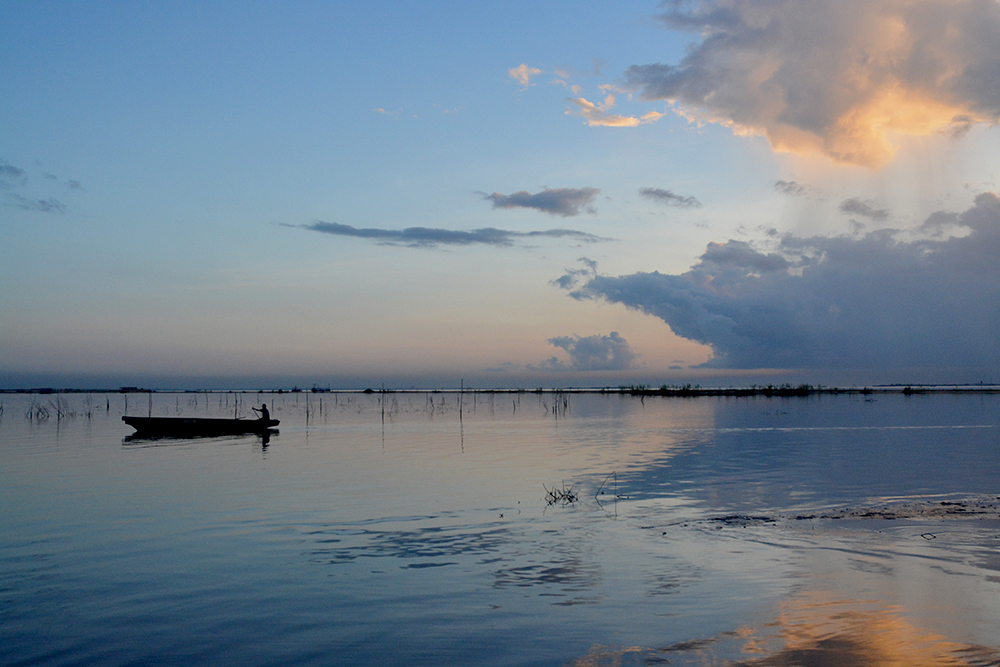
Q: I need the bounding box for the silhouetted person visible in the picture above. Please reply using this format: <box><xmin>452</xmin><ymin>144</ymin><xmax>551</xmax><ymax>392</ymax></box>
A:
<box><xmin>253</xmin><ymin>403</ymin><xmax>270</xmax><ymax>422</ymax></box>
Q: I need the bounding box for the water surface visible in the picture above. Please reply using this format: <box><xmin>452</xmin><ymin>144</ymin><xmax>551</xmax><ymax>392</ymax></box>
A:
<box><xmin>2</xmin><ymin>391</ymin><xmax>999</xmax><ymax>665</ymax></box>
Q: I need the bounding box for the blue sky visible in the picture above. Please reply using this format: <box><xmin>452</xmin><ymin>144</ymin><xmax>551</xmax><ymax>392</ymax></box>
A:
<box><xmin>2</xmin><ymin>1</ymin><xmax>999</xmax><ymax>389</ymax></box>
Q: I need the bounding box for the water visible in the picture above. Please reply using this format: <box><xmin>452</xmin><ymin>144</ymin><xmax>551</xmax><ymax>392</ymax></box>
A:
<box><xmin>2</xmin><ymin>391</ymin><xmax>999</xmax><ymax>666</ymax></box>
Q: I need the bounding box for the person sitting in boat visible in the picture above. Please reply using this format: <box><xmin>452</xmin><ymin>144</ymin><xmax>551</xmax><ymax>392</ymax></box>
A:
<box><xmin>252</xmin><ymin>403</ymin><xmax>270</xmax><ymax>422</ymax></box>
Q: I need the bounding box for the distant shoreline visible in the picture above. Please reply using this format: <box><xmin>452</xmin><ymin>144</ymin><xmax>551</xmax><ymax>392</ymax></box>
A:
<box><xmin>3</xmin><ymin>383</ymin><xmax>999</xmax><ymax>396</ymax></box>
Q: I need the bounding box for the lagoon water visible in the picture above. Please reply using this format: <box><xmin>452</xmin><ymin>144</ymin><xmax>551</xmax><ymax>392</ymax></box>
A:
<box><xmin>2</xmin><ymin>390</ymin><xmax>1000</xmax><ymax>666</ymax></box>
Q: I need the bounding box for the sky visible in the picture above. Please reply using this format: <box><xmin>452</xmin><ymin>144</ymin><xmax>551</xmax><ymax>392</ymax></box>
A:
<box><xmin>2</xmin><ymin>0</ymin><xmax>999</xmax><ymax>390</ymax></box>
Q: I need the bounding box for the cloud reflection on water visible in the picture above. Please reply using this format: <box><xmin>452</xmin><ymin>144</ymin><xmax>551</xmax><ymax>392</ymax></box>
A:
<box><xmin>572</xmin><ymin>593</ymin><xmax>1000</xmax><ymax>666</ymax></box>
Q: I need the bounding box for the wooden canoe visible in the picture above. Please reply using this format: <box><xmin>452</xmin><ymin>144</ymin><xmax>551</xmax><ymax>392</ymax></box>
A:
<box><xmin>122</xmin><ymin>415</ymin><xmax>279</xmax><ymax>437</ymax></box>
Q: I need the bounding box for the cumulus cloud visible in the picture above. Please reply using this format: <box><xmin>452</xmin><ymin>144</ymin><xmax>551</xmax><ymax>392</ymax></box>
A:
<box><xmin>624</xmin><ymin>0</ymin><xmax>1000</xmax><ymax>167</ymax></box>
<box><xmin>839</xmin><ymin>197</ymin><xmax>890</xmax><ymax>221</ymax></box>
<box><xmin>483</xmin><ymin>187</ymin><xmax>600</xmax><ymax>217</ymax></box>
<box><xmin>290</xmin><ymin>221</ymin><xmax>610</xmax><ymax>248</ymax></box>
<box><xmin>509</xmin><ymin>63</ymin><xmax>542</xmax><ymax>88</ymax></box>
<box><xmin>566</xmin><ymin>94</ymin><xmax>665</xmax><ymax>127</ymax></box>
<box><xmin>531</xmin><ymin>332</ymin><xmax>640</xmax><ymax>372</ymax></box>
<box><xmin>560</xmin><ymin>193</ymin><xmax>1000</xmax><ymax>371</ymax></box>
<box><xmin>639</xmin><ymin>187</ymin><xmax>702</xmax><ymax>208</ymax></box>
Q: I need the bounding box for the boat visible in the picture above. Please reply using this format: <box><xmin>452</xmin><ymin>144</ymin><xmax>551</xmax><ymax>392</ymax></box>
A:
<box><xmin>122</xmin><ymin>415</ymin><xmax>279</xmax><ymax>437</ymax></box>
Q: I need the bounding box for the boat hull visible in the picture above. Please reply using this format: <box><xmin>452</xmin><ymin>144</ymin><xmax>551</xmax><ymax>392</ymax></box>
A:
<box><xmin>122</xmin><ymin>416</ymin><xmax>279</xmax><ymax>437</ymax></box>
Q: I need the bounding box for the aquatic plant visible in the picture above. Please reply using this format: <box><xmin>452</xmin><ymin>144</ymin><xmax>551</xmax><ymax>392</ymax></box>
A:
<box><xmin>543</xmin><ymin>482</ymin><xmax>578</xmax><ymax>506</ymax></box>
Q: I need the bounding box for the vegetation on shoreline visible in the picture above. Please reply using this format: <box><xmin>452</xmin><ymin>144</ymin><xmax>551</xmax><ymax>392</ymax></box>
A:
<box><xmin>2</xmin><ymin>383</ymin><xmax>998</xmax><ymax>396</ymax></box>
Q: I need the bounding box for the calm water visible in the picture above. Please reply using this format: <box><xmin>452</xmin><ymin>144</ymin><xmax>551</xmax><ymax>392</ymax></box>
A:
<box><xmin>2</xmin><ymin>391</ymin><xmax>999</xmax><ymax>666</ymax></box>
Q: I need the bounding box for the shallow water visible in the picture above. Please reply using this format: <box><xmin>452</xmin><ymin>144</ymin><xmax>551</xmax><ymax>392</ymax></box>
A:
<box><xmin>2</xmin><ymin>391</ymin><xmax>999</xmax><ymax>666</ymax></box>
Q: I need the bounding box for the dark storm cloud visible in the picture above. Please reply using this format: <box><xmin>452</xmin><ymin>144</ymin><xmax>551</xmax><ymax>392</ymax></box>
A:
<box><xmin>839</xmin><ymin>197</ymin><xmax>890</xmax><ymax>221</ymax></box>
<box><xmin>292</xmin><ymin>221</ymin><xmax>610</xmax><ymax>248</ymax></box>
<box><xmin>638</xmin><ymin>187</ymin><xmax>702</xmax><ymax>208</ymax></box>
<box><xmin>482</xmin><ymin>187</ymin><xmax>600</xmax><ymax>217</ymax></box>
<box><xmin>530</xmin><ymin>332</ymin><xmax>640</xmax><ymax>372</ymax></box>
<box><xmin>623</xmin><ymin>0</ymin><xmax>1000</xmax><ymax>167</ymax></box>
<box><xmin>560</xmin><ymin>193</ymin><xmax>1000</xmax><ymax>371</ymax></box>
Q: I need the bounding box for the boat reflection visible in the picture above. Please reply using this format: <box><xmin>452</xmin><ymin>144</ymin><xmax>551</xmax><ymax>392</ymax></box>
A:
<box><xmin>122</xmin><ymin>429</ymin><xmax>275</xmax><ymax>447</ymax></box>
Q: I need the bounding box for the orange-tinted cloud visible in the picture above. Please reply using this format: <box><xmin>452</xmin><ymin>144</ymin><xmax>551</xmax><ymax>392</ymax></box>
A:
<box><xmin>626</xmin><ymin>0</ymin><xmax>1000</xmax><ymax>167</ymax></box>
<box><xmin>566</xmin><ymin>94</ymin><xmax>665</xmax><ymax>127</ymax></box>
<box><xmin>508</xmin><ymin>63</ymin><xmax>542</xmax><ymax>88</ymax></box>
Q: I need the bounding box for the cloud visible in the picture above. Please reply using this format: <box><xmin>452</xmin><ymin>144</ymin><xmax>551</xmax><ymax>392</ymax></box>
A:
<box><xmin>290</xmin><ymin>221</ymin><xmax>610</xmax><ymax>248</ymax></box>
<box><xmin>6</xmin><ymin>194</ymin><xmax>67</xmax><ymax>214</ymax></box>
<box><xmin>530</xmin><ymin>332</ymin><xmax>640</xmax><ymax>372</ymax></box>
<box><xmin>509</xmin><ymin>63</ymin><xmax>542</xmax><ymax>88</ymax></box>
<box><xmin>624</xmin><ymin>0</ymin><xmax>1000</xmax><ymax>167</ymax></box>
<box><xmin>550</xmin><ymin>256</ymin><xmax>598</xmax><ymax>290</ymax></box>
<box><xmin>560</xmin><ymin>192</ymin><xmax>1000</xmax><ymax>371</ymax></box>
<box><xmin>0</xmin><ymin>161</ymin><xmax>26</xmax><ymax>189</ymax></box>
<box><xmin>2</xmin><ymin>161</ymin><xmax>83</xmax><ymax>209</ymax></box>
<box><xmin>639</xmin><ymin>187</ymin><xmax>702</xmax><ymax>208</ymax></box>
<box><xmin>774</xmin><ymin>180</ymin><xmax>806</xmax><ymax>196</ymax></box>
<box><xmin>373</xmin><ymin>107</ymin><xmax>404</xmax><ymax>119</ymax></box>
<box><xmin>566</xmin><ymin>94</ymin><xmax>665</xmax><ymax>127</ymax></box>
<box><xmin>839</xmin><ymin>197</ymin><xmax>890</xmax><ymax>221</ymax></box>
<box><xmin>483</xmin><ymin>187</ymin><xmax>600</xmax><ymax>217</ymax></box>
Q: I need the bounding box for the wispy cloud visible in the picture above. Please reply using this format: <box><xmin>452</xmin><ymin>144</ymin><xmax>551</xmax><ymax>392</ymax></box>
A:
<box><xmin>373</xmin><ymin>107</ymin><xmax>404</xmax><ymax>120</ymax></box>
<box><xmin>639</xmin><ymin>187</ymin><xmax>702</xmax><ymax>208</ymax></box>
<box><xmin>2</xmin><ymin>160</ymin><xmax>83</xmax><ymax>211</ymax></box>
<box><xmin>0</xmin><ymin>160</ymin><xmax>27</xmax><ymax>189</ymax></box>
<box><xmin>624</xmin><ymin>0</ymin><xmax>1000</xmax><ymax>167</ymax></box>
<box><xmin>530</xmin><ymin>331</ymin><xmax>640</xmax><ymax>372</ymax></box>
<box><xmin>290</xmin><ymin>221</ymin><xmax>611</xmax><ymax>248</ymax></box>
<box><xmin>508</xmin><ymin>63</ymin><xmax>542</xmax><ymax>88</ymax></box>
<box><xmin>560</xmin><ymin>193</ymin><xmax>1000</xmax><ymax>371</ymax></box>
<box><xmin>839</xmin><ymin>197</ymin><xmax>889</xmax><ymax>221</ymax></box>
<box><xmin>483</xmin><ymin>187</ymin><xmax>600</xmax><ymax>217</ymax></box>
<box><xmin>774</xmin><ymin>180</ymin><xmax>807</xmax><ymax>197</ymax></box>
<box><xmin>550</xmin><ymin>256</ymin><xmax>598</xmax><ymax>290</ymax></box>
<box><xmin>6</xmin><ymin>194</ymin><xmax>67</xmax><ymax>214</ymax></box>
<box><xmin>566</xmin><ymin>94</ymin><xmax>665</xmax><ymax>127</ymax></box>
